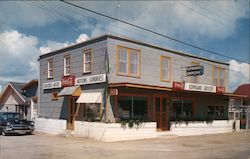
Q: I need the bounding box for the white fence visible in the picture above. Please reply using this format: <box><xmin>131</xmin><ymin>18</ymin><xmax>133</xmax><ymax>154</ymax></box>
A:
<box><xmin>34</xmin><ymin>118</ymin><xmax>157</xmax><ymax>141</ymax></box>
<box><xmin>35</xmin><ymin>118</ymin><xmax>241</xmax><ymax>141</ymax></box>
<box><xmin>73</xmin><ymin>121</ymin><xmax>157</xmax><ymax>141</ymax></box>
<box><xmin>169</xmin><ymin>120</ymin><xmax>240</xmax><ymax>136</ymax></box>
<box><xmin>35</xmin><ymin>118</ymin><xmax>67</xmax><ymax>135</ymax></box>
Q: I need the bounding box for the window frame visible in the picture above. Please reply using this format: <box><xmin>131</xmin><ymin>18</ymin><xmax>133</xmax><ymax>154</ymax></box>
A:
<box><xmin>213</xmin><ymin>66</ymin><xmax>225</xmax><ymax>87</ymax></box>
<box><xmin>160</xmin><ymin>55</ymin><xmax>171</xmax><ymax>82</ymax></box>
<box><xmin>207</xmin><ymin>105</ymin><xmax>225</xmax><ymax>119</ymax></box>
<box><xmin>47</xmin><ymin>59</ymin><xmax>53</xmax><ymax>79</ymax></box>
<box><xmin>63</xmin><ymin>55</ymin><xmax>71</xmax><ymax>76</ymax></box>
<box><xmin>170</xmin><ymin>96</ymin><xmax>196</xmax><ymax>121</ymax></box>
<box><xmin>83</xmin><ymin>49</ymin><xmax>93</xmax><ymax>74</ymax></box>
<box><xmin>116</xmin><ymin>46</ymin><xmax>141</xmax><ymax>78</ymax></box>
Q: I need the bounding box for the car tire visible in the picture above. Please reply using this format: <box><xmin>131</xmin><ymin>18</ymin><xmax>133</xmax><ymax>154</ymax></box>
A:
<box><xmin>1</xmin><ymin>129</ymin><xmax>7</xmax><ymax>136</ymax></box>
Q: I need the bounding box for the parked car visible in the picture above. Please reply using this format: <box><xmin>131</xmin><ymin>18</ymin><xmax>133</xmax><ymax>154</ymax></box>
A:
<box><xmin>0</xmin><ymin>112</ymin><xmax>34</xmax><ymax>136</ymax></box>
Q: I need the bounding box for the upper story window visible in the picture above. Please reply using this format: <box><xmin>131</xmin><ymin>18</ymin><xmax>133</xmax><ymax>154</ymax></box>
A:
<box><xmin>117</xmin><ymin>46</ymin><xmax>140</xmax><ymax>77</ymax></box>
<box><xmin>213</xmin><ymin>66</ymin><xmax>225</xmax><ymax>87</ymax></box>
<box><xmin>190</xmin><ymin>62</ymin><xmax>199</xmax><ymax>83</ymax></box>
<box><xmin>83</xmin><ymin>49</ymin><xmax>92</xmax><ymax>73</ymax></box>
<box><xmin>64</xmin><ymin>55</ymin><xmax>70</xmax><ymax>76</ymax></box>
<box><xmin>160</xmin><ymin>56</ymin><xmax>171</xmax><ymax>82</ymax></box>
<box><xmin>48</xmin><ymin>59</ymin><xmax>53</xmax><ymax>79</ymax></box>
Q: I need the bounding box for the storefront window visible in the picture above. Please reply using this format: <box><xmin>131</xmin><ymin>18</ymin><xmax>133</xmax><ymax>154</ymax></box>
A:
<box><xmin>172</xmin><ymin>99</ymin><xmax>193</xmax><ymax>120</ymax></box>
<box><xmin>118</xmin><ymin>96</ymin><xmax>148</xmax><ymax>120</ymax></box>
<box><xmin>76</xmin><ymin>103</ymin><xmax>101</xmax><ymax>121</ymax></box>
<box><xmin>207</xmin><ymin>106</ymin><xmax>224</xmax><ymax>119</ymax></box>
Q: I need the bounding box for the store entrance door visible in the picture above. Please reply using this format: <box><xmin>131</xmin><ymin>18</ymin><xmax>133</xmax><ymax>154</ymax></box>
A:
<box><xmin>67</xmin><ymin>96</ymin><xmax>77</xmax><ymax>130</ymax></box>
<box><xmin>154</xmin><ymin>95</ymin><xmax>168</xmax><ymax>131</ymax></box>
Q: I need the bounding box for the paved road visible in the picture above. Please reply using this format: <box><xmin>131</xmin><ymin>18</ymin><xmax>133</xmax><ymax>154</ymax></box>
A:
<box><xmin>0</xmin><ymin>132</ymin><xmax>250</xmax><ymax>159</ymax></box>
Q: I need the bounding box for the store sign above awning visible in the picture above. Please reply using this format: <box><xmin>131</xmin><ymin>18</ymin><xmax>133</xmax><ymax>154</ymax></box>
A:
<box><xmin>76</xmin><ymin>74</ymin><xmax>106</xmax><ymax>85</ymax></box>
<box><xmin>61</xmin><ymin>75</ymin><xmax>75</xmax><ymax>87</ymax></box>
<box><xmin>186</xmin><ymin>65</ymin><xmax>204</xmax><ymax>76</ymax></box>
<box><xmin>184</xmin><ymin>82</ymin><xmax>216</xmax><ymax>93</ymax></box>
<box><xmin>43</xmin><ymin>81</ymin><xmax>61</xmax><ymax>89</ymax></box>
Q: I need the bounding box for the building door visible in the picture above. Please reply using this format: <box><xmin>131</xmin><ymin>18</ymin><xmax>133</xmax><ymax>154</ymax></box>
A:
<box><xmin>67</xmin><ymin>96</ymin><xmax>77</xmax><ymax>130</ymax></box>
<box><xmin>154</xmin><ymin>95</ymin><xmax>168</xmax><ymax>131</ymax></box>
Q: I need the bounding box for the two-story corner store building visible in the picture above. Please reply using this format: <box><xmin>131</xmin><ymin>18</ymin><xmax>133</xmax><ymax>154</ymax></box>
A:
<box><xmin>37</xmin><ymin>35</ymin><xmax>238</xmax><ymax>140</ymax></box>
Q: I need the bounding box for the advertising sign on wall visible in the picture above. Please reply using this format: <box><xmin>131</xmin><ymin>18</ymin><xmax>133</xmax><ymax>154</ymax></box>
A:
<box><xmin>61</xmin><ymin>75</ymin><xmax>75</xmax><ymax>87</ymax></box>
<box><xmin>184</xmin><ymin>82</ymin><xmax>216</xmax><ymax>93</ymax></box>
<box><xmin>186</xmin><ymin>65</ymin><xmax>204</xmax><ymax>76</ymax></box>
<box><xmin>216</xmin><ymin>87</ymin><xmax>225</xmax><ymax>94</ymax></box>
<box><xmin>43</xmin><ymin>81</ymin><xmax>61</xmax><ymax>89</ymax></box>
<box><xmin>76</xmin><ymin>74</ymin><xmax>106</xmax><ymax>85</ymax></box>
<box><xmin>172</xmin><ymin>81</ymin><xmax>184</xmax><ymax>91</ymax></box>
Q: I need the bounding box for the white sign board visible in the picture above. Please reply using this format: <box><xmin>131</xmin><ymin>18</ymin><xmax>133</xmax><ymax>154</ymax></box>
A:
<box><xmin>184</xmin><ymin>82</ymin><xmax>216</xmax><ymax>93</ymax></box>
<box><xmin>76</xmin><ymin>74</ymin><xmax>106</xmax><ymax>85</ymax></box>
<box><xmin>43</xmin><ymin>81</ymin><xmax>61</xmax><ymax>89</ymax></box>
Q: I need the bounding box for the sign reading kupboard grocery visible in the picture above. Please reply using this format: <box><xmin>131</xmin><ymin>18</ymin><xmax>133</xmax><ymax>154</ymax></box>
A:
<box><xmin>43</xmin><ymin>81</ymin><xmax>61</xmax><ymax>89</ymax></box>
<box><xmin>172</xmin><ymin>81</ymin><xmax>184</xmax><ymax>91</ymax></box>
<box><xmin>184</xmin><ymin>82</ymin><xmax>216</xmax><ymax>93</ymax></box>
<box><xmin>61</xmin><ymin>75</ymin><xmax>75</xmax><ymax>87</ymax></box>
<box><xmin>186</xmin><ymin>65</ymin><xmax>204</xmax><ymax>76</ymax></box>
<box><xmin>76</xmin><ymin>74</ymin><xmax>106</xmax><ymax>85</ymax></box>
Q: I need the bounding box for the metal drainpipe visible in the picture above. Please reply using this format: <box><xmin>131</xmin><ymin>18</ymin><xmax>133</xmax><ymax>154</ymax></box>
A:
<box><xmin>132</xmin><ymin>96</ymin><xmax>134</xmax><ymax>119</ymax></box>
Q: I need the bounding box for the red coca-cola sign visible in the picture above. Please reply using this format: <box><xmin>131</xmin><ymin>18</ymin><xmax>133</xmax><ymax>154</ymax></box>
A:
<box><xmin>216</xmin><ymin>87</ymin><xmax>225</xmax><ymax>94</ymax></box>
<box><xmin>172</xmin><ymin>81</ymin><xmax>184</xmax><ymax>91</ymax></box>
<box><xmin>61</xmin><ymin>75</ymin><xmax>75</xmax><ymax>87</ymax></box>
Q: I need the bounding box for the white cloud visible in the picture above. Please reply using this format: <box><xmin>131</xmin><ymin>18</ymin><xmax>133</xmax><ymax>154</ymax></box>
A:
<box><xmin>39</xmin><ymin>33</ymin><xmax>89</xmax><ymax>54</ymax></box>
<box><xmin>229</xmin><ymin>60</ymin><xmax>250</xmax><ymax>91</ymax></box>
<box><xmin>39</xmin><ymin>41</ymin><xmax>70</xmax><ymax>54</ymax></box>
<box><xmin>0</xmin><ymin>30</ymin><xmax>40</xmax><ymax>86</ymax></box>
<box><xmin>0</xmin><ymin>30</ymin><xmax>89</xmax><ymax>86</ymax></box>
<box><xmin>83</xmin><ymin>0</ymin><xmax>248</xmax><ymax>41</ymax></box>
<box><xmin>76</xmin><ymin>34</ymin><xmax>89</xmax><ymax>43</ymax></box>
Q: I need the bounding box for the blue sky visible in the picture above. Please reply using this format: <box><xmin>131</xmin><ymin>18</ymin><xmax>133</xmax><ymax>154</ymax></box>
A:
<box><xmin>0</xmin><ymin>1</ymin><xmax>249</xmax><ymax>92</ymax></box>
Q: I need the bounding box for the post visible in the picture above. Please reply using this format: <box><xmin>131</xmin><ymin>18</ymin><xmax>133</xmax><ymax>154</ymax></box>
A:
<box><xmin>246</xmin><ymin>106</ymin><xmax>249</xmax><ymax>132</ymax></box>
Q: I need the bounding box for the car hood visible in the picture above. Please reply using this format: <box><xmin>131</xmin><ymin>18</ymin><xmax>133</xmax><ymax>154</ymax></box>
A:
<box><xmin>8</xmin><ymin>119</ymin><xmax>31</xmax><ymax>125</ymax></box>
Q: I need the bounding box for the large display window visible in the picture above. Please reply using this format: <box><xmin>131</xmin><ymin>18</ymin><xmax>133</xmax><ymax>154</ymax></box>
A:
<box><xmin>171</xmin><ymin>99</ymin><xmax>193</xmax><ymax>121</ymax></box>
<box><xmin>117</xmin><ymin>95</ymin><xmax>149</xmax><ymax>120</ymax></box>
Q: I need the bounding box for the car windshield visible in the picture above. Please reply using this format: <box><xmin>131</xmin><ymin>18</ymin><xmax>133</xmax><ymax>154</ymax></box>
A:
<box><xmin>0</xmin><ymin>113</ymin><xmax>23</xmax><ymax>120</ymax></box>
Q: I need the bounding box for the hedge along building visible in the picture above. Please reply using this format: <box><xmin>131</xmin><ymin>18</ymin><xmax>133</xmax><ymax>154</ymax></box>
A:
<box><xmin>37</xmin><ymin>35</ymin><xmax>240</xmax><ymax>141</ymax></box>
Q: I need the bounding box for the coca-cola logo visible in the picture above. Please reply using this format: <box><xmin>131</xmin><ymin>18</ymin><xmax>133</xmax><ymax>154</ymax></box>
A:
<box><xmin>61</xmin><ymin>76</ymin><xmax>75</xmax><ymax>87</ymax></box>
<box><xmin>216</xmin><ymin>87</ymin><xmax>225</xmax><ymax>94</ymax></box>
<box><xmin>173</xmin><ymin>81</ymin><xmax>184</xmax><ymax>91</ymax></box>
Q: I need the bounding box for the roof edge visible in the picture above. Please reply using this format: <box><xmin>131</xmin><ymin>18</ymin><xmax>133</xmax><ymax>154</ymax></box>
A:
<box><xmin>38</xmin><ymin>34</ymin><xmax>228</xmax><ymax>65</ymax></box>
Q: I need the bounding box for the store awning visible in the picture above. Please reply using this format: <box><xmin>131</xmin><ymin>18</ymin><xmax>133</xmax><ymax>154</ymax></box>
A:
<box><xmin>58</xmin><ymin>86</ymin><xmax>81</xmax><ymax>97</ymax></box>
<box><xmin>76</xmin><ymin>92</ymin><xmax>102</xmax><ymax>103</ymax></box>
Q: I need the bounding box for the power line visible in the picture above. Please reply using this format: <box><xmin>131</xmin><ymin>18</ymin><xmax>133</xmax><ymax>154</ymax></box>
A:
<box><xmin>60</xmin><ymin>0</ymin><xmax>249</xmax><ymax>64</ymax></box>
<box><xmin>190</xmin><ymin>1</ymin><xmax>237</xmax><ymax>27</ymax></box>
<box><xmin>178</xmin><ymin>2</ymin><xmax>237</xmax><ymax>31</ymax></box>
<box><xmin>27</xmin><ymin>1</ymin><xmax>249</xmax><ymax>70</ymax></box>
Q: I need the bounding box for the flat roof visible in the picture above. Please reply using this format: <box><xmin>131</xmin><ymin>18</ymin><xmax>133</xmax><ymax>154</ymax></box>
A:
<box><xmin>39</xmin><ymin>34</ymin><xmax>228</xmax><ymax>65</ymax></box>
